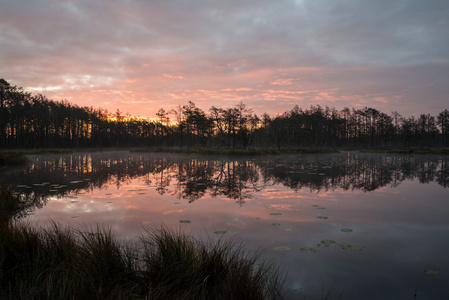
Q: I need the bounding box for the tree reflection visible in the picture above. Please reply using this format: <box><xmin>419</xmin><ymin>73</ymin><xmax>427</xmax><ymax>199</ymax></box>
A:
<box><xmin>1</xmin><ymin>152</ymin><xmax>448</xmax><ymax>218</ymax></box>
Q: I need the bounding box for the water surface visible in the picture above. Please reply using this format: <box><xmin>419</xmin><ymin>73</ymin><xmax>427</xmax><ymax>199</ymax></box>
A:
<box><xmin>1</xmin><ymin>151</ymin><xmax>448</xmax><ymax>299</ymax></box>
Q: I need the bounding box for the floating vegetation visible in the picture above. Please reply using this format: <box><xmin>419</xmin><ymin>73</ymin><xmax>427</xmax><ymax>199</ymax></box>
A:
<box><xmin>300</xmin><ymin>248</ymin><xmax>316</xmax><ymax>253</ymax></box>
<box><xmin>71</xmin><ymin>216</ymin><xmax>79</xmax><ymax>218</ymax></box>
<box><xmin>179</xmin><ymin>220</ymin><xmax>191</xmax><ymax>224</ymax></box>
<box><xmin>313</xmin><ymin>204</ymin><xmax>325</xmax><ymax>209</ymax></box>
<box><xmin>285</xmin><ymin>228</ymin><xmax>297</xmax><ymax>232</ymax></box>
<box><xmin>174</xmin><ymin>202</ymin><xmax>181</xmax><ymax>204</ymax></box>
<box><xmin>213</xmin><ymin>231</ymin><xmax>227</xmax><ymax>234</ymax></box>
<box><xmin>317</xmin><ymin>239</ymin><xmax>336</xmax><ymax>248</ymax></box>
<box><xmin>272</xmin><ymin>223</ymin><xmax>281</xmax><ymax>226</ymax></box>
<box><xmin>105</xmin><ymin>193</ymin><xmax>112</xmax><ymax>196</ymax></box>
<box><xmin>107</xmin><ymin>202</ymin><xmax>112</xmax><ymax>204</ymax></box>
<box><xmin>270</xmin><ymin>213</ymin><xmax>282</xmax><ymax>216</ymax></box>
<box><xmin>315</xmin><ymin>239</ymin><xmax>362</xmax><ymax>251</ymax></box>
<box><xmin>138</xmin><ymin>192</ymin><xmax>146</xmax><ymax>195</ymax></box>
<box><xmin>252</xmin><ymin>217</ymin><xmax>261</xmax><ymax>220</ymax></box>
<box><xmin>273</xmin><ymin>246</ymin><xmax>290</xmax><ymax>251</ymax></box>
<box><xmin>70</xmin><ymin>181</ymin><xmax>83</xmax><ymax>184</ymax></box>
<box><xmin>341</xmin><ymin>228</ymin><xmax>353</xmax><ymax>232</ymax></box>
<box><xmin>338</xmin><ymin>243</ymin><xmax>362</xmax><ymax>251</ymax></box>
<box><xmin>317</xmin><ymin>216</ymin><xmax>328</xmax><ymax>220</ymax></box>
<box><xmin>70</xmin><ymin>201</ymin><xmax>79</xmax><ymax>204</ymax></box>
<box><xmin>424</xmin><ymin>269</ymin><xmax>440</xmax><ymax>275</ymax></box>
<box><xmin>330</xmin><ymin>223</ymin><xmax>342</xmax><ymax>227</ymax></box>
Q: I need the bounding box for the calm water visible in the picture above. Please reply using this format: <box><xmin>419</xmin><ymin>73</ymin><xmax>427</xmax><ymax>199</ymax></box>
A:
<box><xmin>1</xmin><ymin>151</ymin><xmax>449</xmax><ymax>299</ymax></box>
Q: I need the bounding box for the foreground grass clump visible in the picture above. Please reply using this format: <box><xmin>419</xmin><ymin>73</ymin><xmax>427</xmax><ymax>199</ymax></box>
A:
<box><xmin>0</xmin><ymin>222</ymin><xmax>284</xmax><ymax>299</ymax></box>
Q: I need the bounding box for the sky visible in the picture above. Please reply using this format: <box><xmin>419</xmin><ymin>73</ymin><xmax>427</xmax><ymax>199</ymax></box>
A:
<box><xmin>1</xmin><ymin>0</ymin><xmax>448</xmax><ymax>119</ymax></box>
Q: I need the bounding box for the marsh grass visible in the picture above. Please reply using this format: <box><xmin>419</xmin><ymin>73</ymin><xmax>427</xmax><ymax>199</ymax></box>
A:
<box><xmin>359</xmin><ymin>147</ymin><xmax>449</xmax><ymax>154</ymax></box>
<box><xmin>0</xmin><ymin>185</ymin><xmax>21</xmax><ymax>223</ymax></box>
<box><xmin>141</xmin><ymin>226</ymin><xmax>284</xmax><ymax>299</ymax></box>
<box><xmin>0</xmin><ymin>153</ymin><xmax>29</xmax><ymax>165</ymax></box>
<box><xmin>0</xmin><ymin>221</ymin><xmax>285</xmax><ymax>299</ymax></box>
<box><xmin>131</xmin><ymin>147</ymin><xmax>337</xmax><ymax>156</ymax></box>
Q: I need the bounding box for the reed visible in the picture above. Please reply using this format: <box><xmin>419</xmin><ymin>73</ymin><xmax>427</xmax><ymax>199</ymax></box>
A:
<box><xmin>0</xmin><ymin>153</ymin><xmax>29</xmax><ymax>165</ymax></box>
<box><xmin>0</xmin><ymin>185</ymin><xmax>21</xmax><ymax>223</ymax></box>
<box><xmin>0</xmin><ymin>221</ymin><xmax>284</xmax><ymax>299</ymax></box>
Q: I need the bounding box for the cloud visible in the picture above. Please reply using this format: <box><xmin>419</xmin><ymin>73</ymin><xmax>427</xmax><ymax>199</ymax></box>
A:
<box><xmin>1</xmin><ymin>0</ymin><xmax>448</xmax><ymax>118</ymax></box>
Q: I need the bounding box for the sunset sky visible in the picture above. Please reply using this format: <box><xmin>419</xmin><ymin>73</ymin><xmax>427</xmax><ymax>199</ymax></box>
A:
<box><xmin>1</xmin><ymin>0</ymin><xmax>448</xmax><ymax>119</ymax></box>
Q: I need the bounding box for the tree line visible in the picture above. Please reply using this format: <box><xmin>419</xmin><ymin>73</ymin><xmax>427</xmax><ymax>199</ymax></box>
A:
<box><xmin>1</xmin><ymin>78</ymin><xmax>449</xmax><ymax>149</ymax></box>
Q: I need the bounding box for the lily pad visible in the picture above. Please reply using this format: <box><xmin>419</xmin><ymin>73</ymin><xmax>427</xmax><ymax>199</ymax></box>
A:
<box><xmin>179</xmin><ymin>220</ymin><xmax>191</xmax><ymax>224</ymax></box>
<box><xmin>285</xmin><ymin>228</ymin><xmax>297</xmax><ymax>232</ymax></box>
<box><xmin>316</xmin><ymin>207</ymin><xmax>325</xmax><ymax>209</ymax></box>
<box><xmin>272</xmin><ymin>223</ymin><xmax>281</xmax><ymax>226</ymax></box>
<box><xmin>341</xmin><ymin>228</ymin><xmax>353</xmax><ymax>232</ymax></box>
<box><xmin>300</xmin><ymin>248</ymin><xmax>316</xmax><ymax>253</ymax></box>
<box><xmin>270</xmin><ymin>213</ymin><xmax>283</xmax><ymax>215</ymax></box>
<box><xmin>321</xmin><ymin>239</ymin><xmax>336</xmax><ymax>246</ymax></box>
<box><xmin>338</xmin><ymin>243</ymin><xmax>362</xmax><ymax>251</ymax></box>
<box><xmin>317</xmin><ymin>240</ymin><xmax>336</xmax><ymax>248</ymax></box>
<box><xmin>273</xmin><ymin>246</ymin><xmax>290</xmax><ymax>251</ymax></box>
<box><xmin>335</xmin><ymin>242</ymin><xmax>361</xmax><ymax>250</ymax></box>
<box><xmin>312</xmin><ymin>205</ymin><xmax>320</xmax><ymax>207</ymax></box>
<box><xmin>424</xmin><ymin>269</ymin><xmax>440</xmax><ymax>275</ymax></box>
<box><xmin>317</xmin><ymin>216</ymin><xmax>328</xmax><ymax>220</ymax></box>
<box><xmin>214</xmin><ymin>231</ymin><xmax>227</xmax><ymax>234</ymax></box>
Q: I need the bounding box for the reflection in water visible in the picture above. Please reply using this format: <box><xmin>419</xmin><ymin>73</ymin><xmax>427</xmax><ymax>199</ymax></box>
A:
<box><xmin>3</xmin><ymin>151</ymin><xmax>448</xmax><ymax>212</ymax></box>
<box><xmin>1</xmin><ymin>151</ymin><xmax>449</xmax><ymax>300</ymax></box>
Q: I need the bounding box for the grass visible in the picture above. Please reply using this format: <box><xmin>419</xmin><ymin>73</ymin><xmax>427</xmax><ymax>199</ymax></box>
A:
<box><xmin>131</xmin><ymin>147</ymin><xmax>338</xmax><ymax>156</ymax></box>
<box><xmin>358</xmin><ymin>147</ymin><xmax>449</xmax><ymax>154</ymax></box>
<box><xmin>0</xmin><ymin>185</ymin><xmax>22</xmax><ymax>223</ymax></box>
<box><xmin>0</xmin><ymin>219</ymin><xmax>285</xmax><ymax>299</ymax></box>
<box><xmin>0</xmin><ymin>153</ymin><xmax>29</xmax><ymax>166</ymax></box>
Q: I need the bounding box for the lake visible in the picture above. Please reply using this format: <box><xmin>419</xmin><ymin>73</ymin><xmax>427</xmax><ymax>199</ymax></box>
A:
<box><xmin>1</xmin><ymin>151</ymin><xmax>448</xmax><ymax>299</ymax></box>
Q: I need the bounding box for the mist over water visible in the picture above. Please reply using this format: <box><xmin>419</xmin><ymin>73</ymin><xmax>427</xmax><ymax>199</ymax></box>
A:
<box><xmin>1</xmin><ymin>151</ymin><xmax>449</xmax><ymax>299</ymax></box>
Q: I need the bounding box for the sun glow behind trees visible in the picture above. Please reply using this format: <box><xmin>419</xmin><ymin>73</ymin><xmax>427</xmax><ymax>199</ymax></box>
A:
<box><xmin>1</xmin><ymin>79</ymin><xmax>449</xmax><ymax>149</ymax></box>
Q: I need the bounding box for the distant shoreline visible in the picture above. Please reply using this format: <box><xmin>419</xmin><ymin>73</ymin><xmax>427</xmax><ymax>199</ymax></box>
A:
<box><xmin>1</xmin><ymin>146</ymin><xmax>449</xmax><ymax>160</ymax></box>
